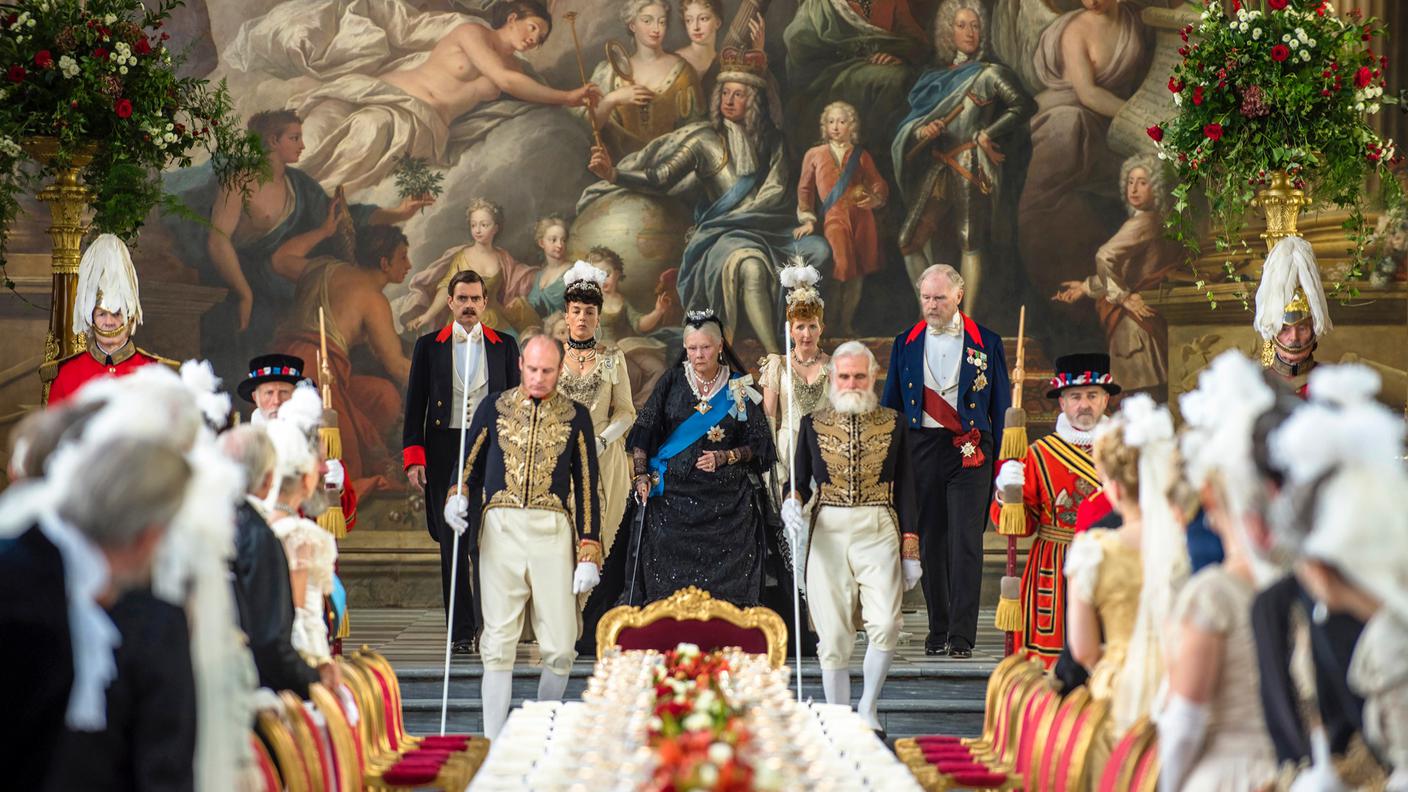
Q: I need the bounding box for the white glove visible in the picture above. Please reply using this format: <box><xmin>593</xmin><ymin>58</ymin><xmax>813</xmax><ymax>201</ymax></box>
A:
<box><xmin>572</xmin><ymin>561</ymin><xmax>600</xmax><ymax>595</ymax></box>
<box><xmin>780</xmin><ymin>498</ymin><xmax>806</xmax><ymax>546</ymax></box>
<box><xmin>323</xmin><ymin>458</ymin><xmax>345</xmax><ymax>492</ymax></box>
<box><xmin>902</xmin><ymin>559</ymin><xmax>923</xmax><ymax>592</ymax></box>
<box><xmin>596</xmin><ymin>436</ymin><xmax>607</xmax><ymax>456</ymax></box>
<box><xmin>995</xmin><ymin>460</ymin><xmax>1024</xmax><ymax>503</ymax></box>
<box><xmin>443</xmin><ymin>493</ymin><xmax>469</xmax><ymax>536</ymax></box>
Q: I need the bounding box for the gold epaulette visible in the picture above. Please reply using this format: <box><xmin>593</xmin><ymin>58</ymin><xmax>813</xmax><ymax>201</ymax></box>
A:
<box><xmin>137</xmin><ymin>347</ymin><xmax>180</xmax><ymax>369</ymax></box>
<box><xmin>38</xmin><ymin>349</ymin><xmax>87</xmax><ymax>384</ymax></box>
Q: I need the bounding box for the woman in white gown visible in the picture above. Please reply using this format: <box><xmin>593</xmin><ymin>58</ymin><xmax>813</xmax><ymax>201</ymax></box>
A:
<box><xmin>262</xmin><ymin>386</ymin><xmax>338</xmax><ymax>666</ymax></box>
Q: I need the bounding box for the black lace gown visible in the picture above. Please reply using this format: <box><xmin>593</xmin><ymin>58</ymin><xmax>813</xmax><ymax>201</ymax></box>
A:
<box><xmin>621</xmin><ymin>365</ymin><xmax>777</xmax><ymax>606</ymax></box>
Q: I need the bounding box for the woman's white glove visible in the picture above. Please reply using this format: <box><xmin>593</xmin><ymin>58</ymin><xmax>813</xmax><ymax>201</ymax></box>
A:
<box><xmin>443</xmin><ymin>493</ymin><xmax>469</xmax><ymax>535</ymax></box>
<box><xmin>995</xmin><ymin>460</ymin><xmax>1024</xmax><ymax>503</ymax></box>
<box><xmin>572</xmin><ymin>562</ymin><xmax>601</xmax><ymax>595</ymax></box>
<box><xmin>902</xmin><ymin>559</ymin><xmax>923</xmax><ymax>591</ymax></box>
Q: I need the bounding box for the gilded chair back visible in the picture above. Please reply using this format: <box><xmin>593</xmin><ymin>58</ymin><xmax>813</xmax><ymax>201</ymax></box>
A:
<box><xmin>1097</xmin><ymin>716</ymin><xmax>1157</xmax><ymax>792</ymax></box>
<box><xmin>249</xmin><ymin>732</ymin><xmax>282</xmax><ymax>792</ymax></box>
<box><xmin>280</xmin><ymin>690</ymin><xmax>330</xmax><ymax>792</ymax></box>
<box><xmin>256</xmin><ymin>707</ymin><xmax>313</xmax><ymax>792</ymax></box>
<box><xmin>1129</xmin><ymin>731</ymin><xmax>1161</xmax><ymax>792</ymax></box>
<box><xmin>596</xmin><ymin>586</ymin><xmax>789</xmax><ymax>667</ymax></box>
<box><xmin>1027</xmin><ymin>686</ymin><xmax>1088</xmax><ymax>791</ymax></box>
<box><xmin>1055</xmin><ymin>692</ymin><xmax>1109</xmax><ymax>792</ymax></box>
<box><xmin>309</xmin><ymin>683</ymin><xmax>362</xmax><ymax>792</ymax></box>
<box><xmin>1015</xmin><ymin>684</ymin><xmax>1060</xmax><ymax>780</ymax></box>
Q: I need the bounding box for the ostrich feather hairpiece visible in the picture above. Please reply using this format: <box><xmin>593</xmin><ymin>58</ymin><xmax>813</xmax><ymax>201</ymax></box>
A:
<box><xmin>562</xmin><ymin>260</ymin><xmax>608</xmax><ymax>288</ymax></box>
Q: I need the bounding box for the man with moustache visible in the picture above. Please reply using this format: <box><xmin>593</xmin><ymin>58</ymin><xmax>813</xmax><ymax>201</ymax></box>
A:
<box><xmin>782</xmin><ymin>341</ymin><xmax>922</xmax><ymax>737</ymax></box>
<box><xmin>443</xmin><ymin>335</ymin><xmax>602</xmax><ymax>739</ymax></box>
<box><xmin>881</xmin><ymin>263</ymin><xmax>1009</xmax><ymax>659</ymax></box>
<box><xmin>990</xmin><ymin>353</ymin><xmax>1118</xmax><ymax>667</ymax></box>
<box><xmin>403</xmin><ymin>269</ymin><xmax>520</xmax><ymax>654</ymax></box>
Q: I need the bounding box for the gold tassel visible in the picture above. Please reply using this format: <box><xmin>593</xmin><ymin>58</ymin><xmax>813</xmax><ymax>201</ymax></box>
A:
<box><xmin>318</xmin><ymin>505</ymin><xmax>348</xmax><ymax>539</ymax></box>
<box><xmin>994</xmin><ymin>575</ymin><xmax>1023</xmax><ymax>632</ymax></box>
<box><xmin>995</xmin><ymin>594</ymin><xmax>1023</xmax><ymax>632</ymax></box>
<box><xmin>319</xmin><ymin>424</ymin><xmax>342</xmax><ymax>461</ymax></box>
<box><xmin>999</xmin><ymin>407</ymin><xmax>1027</xmax><ymax>461</ymax></box>
<box><xmin>336</xmin><ymin>609</ymin><xmax>351</xmax><ymax>640</ymax></box>
<box><xmin>998</xmin><ymin>501</ymin><xmax>1027</xmax><ymax>536</ymax></box>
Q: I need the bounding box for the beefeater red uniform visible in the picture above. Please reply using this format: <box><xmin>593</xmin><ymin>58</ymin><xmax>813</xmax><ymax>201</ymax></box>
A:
<box><xmin>988</xmin><ymin>432</ymin><xmax>1100</xmax><ymax>666</ymax></box>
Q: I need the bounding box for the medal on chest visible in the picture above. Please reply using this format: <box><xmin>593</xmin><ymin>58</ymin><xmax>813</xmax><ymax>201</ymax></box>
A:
<box><xmin>706</xmin><ymin>425</ymin><xmax>725</xmax><ymax>442</ymax></box>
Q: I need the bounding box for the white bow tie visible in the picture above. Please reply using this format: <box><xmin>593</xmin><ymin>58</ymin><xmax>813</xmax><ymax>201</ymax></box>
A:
<box><xmin>454</xmin><ymin>323</ymin><xmax>483</xmax><ymax>343</ymax></box>
<box><xmin>928</xmin><ymin>320</ymin><xmax>961</xmax><ymax>338</ymax></box>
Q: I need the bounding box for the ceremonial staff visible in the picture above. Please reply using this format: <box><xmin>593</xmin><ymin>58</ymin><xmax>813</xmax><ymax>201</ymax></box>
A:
<box><xmin>440</xmin><ymin>325</ymin><xmax>476</xmax><ymax>735</ymax></box>
<box><xmin>563</xmin><ymin>12</ymin><xmax>605</xmax><ymax>151</ymax></box>
<box><xmin>316</xmin><ymin>308</ymin><xmax>347</xmax><ymax>540</ymax></box>
<box><xmin>780</xmin><ymin>261</ymin><xmax>814</xmax><ymax>702</ymax></box>
<box><xmin>994</xmin><ymin>307</ymin><xmax>1027</xmax><ymax>656</ymax></box>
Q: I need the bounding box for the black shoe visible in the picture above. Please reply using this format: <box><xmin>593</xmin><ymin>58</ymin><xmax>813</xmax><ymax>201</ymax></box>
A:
<box><xmin>925</xmin><ymin>641</ymin><xmax>949</xmax><ymax>657</ymax></box>
<box><xmin>948</xmin><ymin>646</ymin><xmax>973</xmax><ymax>659</ymax></box>
<box><xmin>452</xmin><ymin>638</ymin><xmax>474</xmax><ymax>655</ymax></box>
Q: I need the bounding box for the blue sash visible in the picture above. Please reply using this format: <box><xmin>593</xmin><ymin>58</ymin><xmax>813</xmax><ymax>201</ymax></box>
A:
<box><xmin>694</xmin><ymin>168</ymin><xmax>763</xmax><ymax>226</ymax></box>
<box><xmin>647</xmin><ymin>379</ymin><xmax>738</xmax><ymax>495</ymax></box>
<box><xmin>819</xmin><ymin>147</ymin><xmax>862</xmax><ymax>217</ymax></box>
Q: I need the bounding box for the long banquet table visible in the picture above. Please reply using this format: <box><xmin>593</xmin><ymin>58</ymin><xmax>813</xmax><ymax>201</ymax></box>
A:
<box><xmin>467</xmin><ymin>648</ymin><xmax>922</xmax><ymax>791</ymax></box>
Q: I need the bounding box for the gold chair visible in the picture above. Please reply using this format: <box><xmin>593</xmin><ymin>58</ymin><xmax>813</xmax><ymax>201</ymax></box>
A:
<box><xmin>596</xmin><ymin>586</ymin><xmax>789</xmax><ymax>667</ymax></box>
<box><xmin>279</xmin><ymin>691</ymin><xmax>329</xmax><ymax>792</ymax></box>
<box><xmin>308</xmin><ymin>683</ymin><xmax>363</xmax><ymax>792</ymax></box>
<box><xmin>255</xmin><ymin>706</ymin><xmax>313</xmax><ymax>792</ymax></box>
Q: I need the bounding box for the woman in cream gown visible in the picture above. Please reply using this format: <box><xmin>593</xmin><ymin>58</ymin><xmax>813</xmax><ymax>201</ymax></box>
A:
<box><xmin>1064</xmin><ymin>410</ymin><xmax>1145</xmax><ymax>788</ymax></box>
<box><xmin>586</xmin><ymin>0</ymin><xmax>703</xmax><ymax>158</ymax></box>
<box><xmin>557</xmin><ymin>262</ymin><xmax>636</xmax><ymax>557</ymax></box>
<box><xmin>760</xmin><ymin>274</ymin><xmax>828</xmax><ymax>502</ymax></box>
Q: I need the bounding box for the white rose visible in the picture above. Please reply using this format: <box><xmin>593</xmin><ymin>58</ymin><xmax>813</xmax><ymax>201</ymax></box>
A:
<box><xmin>103</xmin><ymin>13</ymin><xmax>117</xmax><ymax>24</ymax></box>
<box><xmin>682</xmin><ymin>712</ymin><xmax>711</xmax><ymax>732</ymax></box>
<box><xmin>1308</xmin><ymin>39</ymin><xmax>1316</xmax><ymax>47</ymax></box>
<box><xmin>1252</xmin><ymin>28</ymin><xmax>1263</xmax><ymax>39</ymax></box>
<box><xmin>119</xmin><ymin>65</ymin><xmax>128</xmax><ymax>74</ymax></box>
<box><xmin>1299</xmin><ymin>49</ymin><xmax>1311</xmax><ymax>62</ymax></box>
<box><xmin>1282</xmin><ymin>33</ymin><xmax>1292</xmax><ymax>42</ymax></box>
<box><xmin>1173</xmin><ymin>92</ymin><xmax>1183</xmax><ymax>106</ymax></box>
<box><xmin>707</xmin><ymin>743</ymin><xmax>734</xmax><ymax>764</ymax></box>
<box><xmin>1289</xmin><ymin>39</ymin><xmax>1299</xmax><ymax>49</ymax></box>
<box><xmin>1368</xmin><ymin>103</ymin><xmax>1380</xmax><ymax>114</ymax></box>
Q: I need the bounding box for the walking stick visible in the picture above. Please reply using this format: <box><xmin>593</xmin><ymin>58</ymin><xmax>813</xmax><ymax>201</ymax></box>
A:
<box><xmin>562</xmin><ymin>12</ymin><xmax>605</xmax><ymax>151</ymax></box>
<box><xmin>440</xmin><ymin>328</ymin><xmax>476</xmax><ymax>735</ymax></box>
<box><xmin>994</xmin><ymin>307</ymin><xmax>1027</xmax><ymax>656</ymax></box>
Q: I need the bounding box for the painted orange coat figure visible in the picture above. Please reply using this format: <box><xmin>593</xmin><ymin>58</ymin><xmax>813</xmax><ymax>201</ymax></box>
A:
<box><xmin>796</xmin><ymin>143</ymin><xmax>889</xmax><ymax>282</ymax></box>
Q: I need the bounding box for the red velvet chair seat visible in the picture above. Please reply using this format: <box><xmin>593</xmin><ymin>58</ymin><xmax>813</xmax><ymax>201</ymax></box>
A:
<box><xmin>381</xmin><ymin>761</ymin><xmax>444</xmax><ymax>785</ymax></box>
<box><xmin>949</xmin><ymin>769</ymin><xmax>1009</xmax><ymax>787</ymax></box>
<box><xmin>419</xmin><ymin>735</ymin><xmax>471</xmax><ymax>749</ymax></box>
<box><xmin>614</xmin><ymin>617</ymin><xmax>769</xmax><ymax>656</ymax></box>
<box><xmin>915</xmin><ymin>735</ymin><xmax>964</xmax><ymax>746</ymax></box>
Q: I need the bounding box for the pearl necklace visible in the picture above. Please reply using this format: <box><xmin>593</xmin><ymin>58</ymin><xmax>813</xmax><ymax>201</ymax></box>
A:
<box><xmin>686</xmin><ymin>362</ymin><xmax>727</xmax><ymax>414</ymax></box>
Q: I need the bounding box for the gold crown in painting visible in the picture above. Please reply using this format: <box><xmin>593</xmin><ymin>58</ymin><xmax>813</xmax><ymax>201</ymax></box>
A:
<box><xmin>719</xmin><ymin>47</ymin><xmax>767</xmax><ymax>77</ymax></box>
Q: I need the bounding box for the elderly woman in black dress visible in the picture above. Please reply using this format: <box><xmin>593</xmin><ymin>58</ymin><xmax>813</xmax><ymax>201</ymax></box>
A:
<box><xmin>617</xmin><ymin>309</ymin><xmax>777</xmax><ymax>606</ymax></box>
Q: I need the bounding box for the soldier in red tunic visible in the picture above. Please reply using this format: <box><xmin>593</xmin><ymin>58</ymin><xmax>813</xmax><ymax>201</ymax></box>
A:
<box><xmin>990</xmin><ymin>353</ymin><xmax>1119</xmax><ymax>667</ymax></box>
<box><xmin>1254</xmin><ymin>236</ymin><xmax>1333</xmax><ymax>398</ymax></box>
<box><xmin>45</xmin><ymin>234</ymin><xmax>174</xmax><ymax>405</ymax></box>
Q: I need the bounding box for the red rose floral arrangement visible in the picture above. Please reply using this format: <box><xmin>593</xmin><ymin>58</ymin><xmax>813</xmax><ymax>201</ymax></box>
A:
<box><xmin>0</xmin><ymin>0</ymin><xmax>261</xmax><ymax>282</ymax></box>
<box><xmin>1149</xmin><ymin>0</ymin><xmax>1402</xmax><ymax>291</ymax></box>
<box><xmin>643</xmin><ymin>644</ymin><xmax>755</xmax><ymax>792</ymax></box>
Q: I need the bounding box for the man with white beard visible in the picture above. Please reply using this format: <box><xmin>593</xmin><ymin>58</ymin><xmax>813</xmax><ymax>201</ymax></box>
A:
<box><xmin>782</xmin><ymin>341</ymin><xmax>922</xmax><ymax>738</ymax></box>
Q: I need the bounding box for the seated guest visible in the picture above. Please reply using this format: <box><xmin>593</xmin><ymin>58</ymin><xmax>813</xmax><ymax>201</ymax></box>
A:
<box><xmin>221</xmin><ymin>424</ymin><xmax>324</xmax><ymax>696</ymax></box>
<box><xmin>260</xmin><ymin>385</ymin><xmax>340</xmax><ymax>674</ymax></box>
<box><xmin>1159</xmin><ymin>458</ymin><xmax>1277</xmax><ymax>790</ymax></box>
<box><xmin>0</xmin><ymin>439</ymin><xmax>192</xmax><ymax>789</ymax></box>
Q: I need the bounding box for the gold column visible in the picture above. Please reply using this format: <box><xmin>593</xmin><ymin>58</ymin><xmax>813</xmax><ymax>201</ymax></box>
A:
<box><xmin>20</xmin><ymin>137</ymin><xmax>97</xmax><ymax>367</ymax></box>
